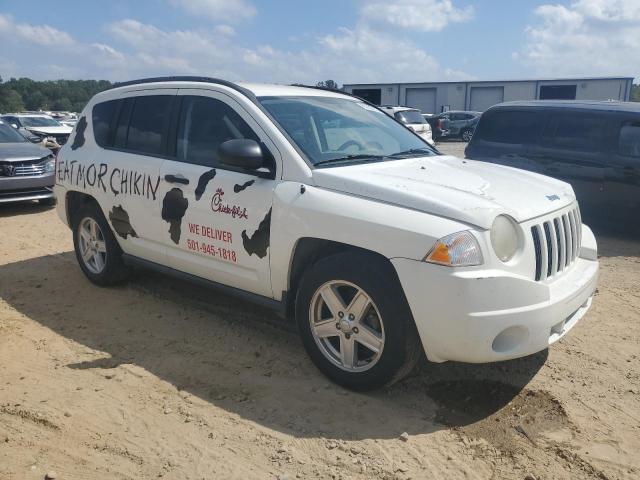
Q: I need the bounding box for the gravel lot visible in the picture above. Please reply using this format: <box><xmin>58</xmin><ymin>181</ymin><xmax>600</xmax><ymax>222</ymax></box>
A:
<box><xmin>0</xmin><ymin>144</ymin><xmax>638</xmax><ymax>479</ymax></box>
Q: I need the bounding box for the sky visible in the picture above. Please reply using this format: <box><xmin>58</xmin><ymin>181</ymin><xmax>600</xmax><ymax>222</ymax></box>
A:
<box><xmin>0</xmin><ymin>0</ymin><xmax>638</xmax><ymax>84</ymax></box>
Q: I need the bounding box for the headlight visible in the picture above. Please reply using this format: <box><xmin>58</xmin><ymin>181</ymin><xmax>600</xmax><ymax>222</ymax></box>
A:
<box><xmin>490</xmin><ymin>215</ymin><xmax>519</xmax><ymax>262</ymax></box>
<box><xmin>424</xmin><ymin>231</ymin><xmax>483</xmax><ymax>267</ymax></box>
<box><xmin>44</xmin><ymin>156</ymin><xmax>55</xmax><ymax>172</ymax></box>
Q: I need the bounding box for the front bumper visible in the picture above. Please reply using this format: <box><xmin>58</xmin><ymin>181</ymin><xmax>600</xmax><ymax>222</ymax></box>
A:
<box><xmin>391</xmin><ymin>227</ymin><xmax>599</xmax><ymax>363</ymax></box>
<box><xmin>0</xmin><ymin>173</ymin><xmax>55</xmax><ymax>203</ymax></box>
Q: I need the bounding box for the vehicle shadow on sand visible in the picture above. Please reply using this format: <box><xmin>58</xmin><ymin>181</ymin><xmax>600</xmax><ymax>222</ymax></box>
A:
<box><xmin>0</xmin><ymin>201</ymin><xmax>55</xmax><ymax>218</ymax></box>
<box><xmin>1</xmin><ymin>251</ymin><xmax>553</xmax><ymax>440</ymax></box>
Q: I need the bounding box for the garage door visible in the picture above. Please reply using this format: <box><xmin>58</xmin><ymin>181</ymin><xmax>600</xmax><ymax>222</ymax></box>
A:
<box><xmin>405</xmin><ymin>88</ymin><xmax>437</xmax><ymax>114</ymax></box>
<box><xmin>469</xmin><ymin>86</ymin><xmax>504</xmax><ymax>111</ymax></box>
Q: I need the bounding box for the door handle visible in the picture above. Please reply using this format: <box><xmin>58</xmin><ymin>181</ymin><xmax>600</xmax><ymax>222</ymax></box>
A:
<box><xmin>164</xmin><ymin>174</ymin><xmax>190</xmax><ymax>185</ymax></box>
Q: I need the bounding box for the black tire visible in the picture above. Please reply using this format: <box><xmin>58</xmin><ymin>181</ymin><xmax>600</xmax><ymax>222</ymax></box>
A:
<box><xmin>461</xmin><ymin>128</ymin><xmax>474</xmax><ymax>142</ymax></box>
<box><xmin>72</xmin><ymin>202</ymin><xmax>130</xmax><ymax>286</ymax></box>
<box><xmin>39</xmin><ymin>197</ymin><xmax>56</xmax><ymax>206</ymax></box>
<box><xmin>295</xmin><ymin>251</ymin><xmax>422</xmax><ymax>391</ymax></box>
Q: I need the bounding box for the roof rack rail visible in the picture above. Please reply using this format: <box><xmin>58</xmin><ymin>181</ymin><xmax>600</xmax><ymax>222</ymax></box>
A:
<box><xmin>108</xmin><ymin>76</ymin><xmax>252</xmax><ymax>96</ymax></box>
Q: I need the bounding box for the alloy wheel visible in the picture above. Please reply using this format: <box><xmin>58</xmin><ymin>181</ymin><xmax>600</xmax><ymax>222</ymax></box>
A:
<box><xmin>78</xmin><ymin>217</ymin><xmax>107</xmax><ymax>274</ymax></box>
<box><xmin>309</xmin><ymin>280</ymin><xmax>385</xmax><ymax>372</ymax></box>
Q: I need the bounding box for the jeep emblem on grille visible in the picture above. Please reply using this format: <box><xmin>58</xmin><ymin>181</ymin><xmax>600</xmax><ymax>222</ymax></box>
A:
<box><xmin>546</xmin><ymin>194</ymin><xmax>560</xmax><ymax>201</ymax></box>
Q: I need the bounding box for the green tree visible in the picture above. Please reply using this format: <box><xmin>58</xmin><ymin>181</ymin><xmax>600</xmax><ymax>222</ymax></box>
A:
<box><xmin>316</xmin><ymin>80</ymin><xmax>341</xmax><ymax>90</ymax></box>
<box><xmin>0</xmin><ymin>87</ymin><xmax>25</xmax><ymax>113</ymax></box>
<box><xmin>24</xmin><ymin>91</ymin><xmax>46</xmax><ymax>110</ymax></box>
<box><xmin>631</xmin><ymin>84</ymin><xmax>640</xmax><ymax>102</ymax></box>
<box><xmin>52</xmin><ymin>97</ymin><xmax>73</xmax><ymax>111</ymax></box>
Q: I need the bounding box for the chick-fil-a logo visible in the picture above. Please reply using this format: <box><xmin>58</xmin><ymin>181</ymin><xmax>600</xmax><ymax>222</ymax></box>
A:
<box><xmin>211</xmin><ymin>188</ymin><xmax>248</xmax><ymax>219</ymax></box>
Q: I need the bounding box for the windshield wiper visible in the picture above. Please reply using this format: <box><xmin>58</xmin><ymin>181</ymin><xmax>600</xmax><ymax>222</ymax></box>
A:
<box><xmin>388</xmin><ymin>148</ymin><xmax>433</xmax><ymax>158</ymax></box>
<box><xmin>314</xmin><ymin>154</ymin><xmax>385</xmax><ymax>167</ymax></box>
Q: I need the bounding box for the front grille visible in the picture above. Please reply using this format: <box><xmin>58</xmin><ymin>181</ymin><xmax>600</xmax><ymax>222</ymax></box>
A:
<box><xmin>531</xmin><ymin>206</ymin><xmax>582</xmax><ymax>281</ymax></box>
<box><xmin>0</xmin><ymin>157</ymin><xmax>50</xmax><ymax>177</ymax></box>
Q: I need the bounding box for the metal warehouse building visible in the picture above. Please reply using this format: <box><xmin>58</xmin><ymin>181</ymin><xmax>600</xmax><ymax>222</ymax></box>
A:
<box><xmin>343</xmin><ymin>77</ymin><xmax>634</xmax><ymax>114</ymax></box>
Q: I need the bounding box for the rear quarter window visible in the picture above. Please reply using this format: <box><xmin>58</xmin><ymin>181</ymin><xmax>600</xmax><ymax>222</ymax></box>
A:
<box><xmin>473</xmin><ymin>110</ymin><xmax>541</xmax><ymax>144</ymax></box>
<box><xmin>92</xmin><ymin>99</ymin><xmax>120</xmax><ymax>148</ymax></box>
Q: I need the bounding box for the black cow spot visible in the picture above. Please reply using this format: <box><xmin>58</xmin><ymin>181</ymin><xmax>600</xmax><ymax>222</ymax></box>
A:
<box><xmin>233</xmin><ymin>180</ymin><xmax>255</xmax><ymax>193</ymax></box>
<box><xmin>70</xmin><ymin>116</ymin><xmax>87</xmax><ymax>150</ymax></box>
<box><xmin>162</xmin><ymin>188</ymin><xmax>189</xmax><ymax>244</ymax></box>
<box><xmin>195</xmin><ymin>169</ymin><xmax>217</xmax><ymax>201</ymax></box>
<box><xmin>109</xmin><ymin>205</ymin><xmax>137</xmax><ymax>239</ymax></box>
<box><xmin>241</xmin><ymin>208</ymin><xmax>271</xmax><ymax>258</ymax></box>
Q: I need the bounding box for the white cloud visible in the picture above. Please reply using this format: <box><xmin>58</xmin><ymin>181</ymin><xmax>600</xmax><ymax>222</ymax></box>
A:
<box><xmin>0</xmin><ymin>14</ymin><xmax>74</xmax><ymax>46</ymax></box>
<box><xmin>103</xmin><ymin>18</ymin><xmax>472</xmax><ymax>83</ymax></box>
<box><xmin>0</xmin><ymin>14</ymin><xmax>131</xmax><ymax>80</ymax></box>
<box><xmin>214</xmin><ymin>24</ymin><xmax>235</xmax><ymax>36</ymax></box>
<box><xmin>360</xmin><ymin>0</ymin><xmax>474</xmax><ymax>32</ymax></box>
<box><xmin>518</xmin><ymin>0</ymin><xmax>640</xmax><ymax>77</ymax></box>
<box><xmin>0</xmin><ymin>9</ymin><xmax>473</xmax><ymax>84</ymax></box>
<box><xmin>168</xmin><ymin>0</ymin><xmax>256</xmax><ymax>22</ymax></box>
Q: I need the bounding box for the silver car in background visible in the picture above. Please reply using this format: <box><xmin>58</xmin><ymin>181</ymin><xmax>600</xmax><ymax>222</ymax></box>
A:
<box><xmin>0</xmin><ymin>120</ymin><xmax>56</xmax><ymax>205</ymax></box>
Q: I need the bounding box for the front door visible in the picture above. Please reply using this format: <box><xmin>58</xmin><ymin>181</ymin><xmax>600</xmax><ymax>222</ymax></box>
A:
<box><xmin>157</xmin><ymin>90</ymin><xmax>280</xmax><ymax>298</ymax></box>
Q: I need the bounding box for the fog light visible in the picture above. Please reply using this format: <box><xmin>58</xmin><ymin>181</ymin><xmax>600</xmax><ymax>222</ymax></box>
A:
<box><xmin>492</xmin><ymin>326</ymin><xmax>529</xmax><ymax>353</ymax></box>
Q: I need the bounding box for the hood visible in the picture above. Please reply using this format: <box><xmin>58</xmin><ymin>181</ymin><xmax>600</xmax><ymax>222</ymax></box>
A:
<box><xmin>25</xmin><ymin>125</ymin><xmax>72</xmax><ymax>135</ymax></box>
<box><xmin>0</xmin><ymin>142</ymin><xmax>52</xmax><ymax>162</ymax></box>
<box><xmin>312</xmin><ymin>155</ymin><xmax>575</xmax><ymax>229</ymax></box>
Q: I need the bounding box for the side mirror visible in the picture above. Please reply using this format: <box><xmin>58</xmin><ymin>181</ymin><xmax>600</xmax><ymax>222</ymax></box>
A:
<box><xmin>11</xmin><ymin>124</ymin><xmax>18</xmax><ymax>129</ymax></box>
<box><xmin>218</xmin><ymin>139</ymin><xmax>264</xmax><ymax>170</ymax></box>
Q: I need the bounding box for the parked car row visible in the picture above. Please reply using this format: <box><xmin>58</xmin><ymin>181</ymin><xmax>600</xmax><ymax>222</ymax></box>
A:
<box><xmin>1</xmin><ymin>112</ymin><xmax>73</xmax><ymax>148</ymax></box>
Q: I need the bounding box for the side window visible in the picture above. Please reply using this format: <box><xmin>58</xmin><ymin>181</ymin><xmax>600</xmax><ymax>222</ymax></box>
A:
<box><xmin>125</xmin><ymin>95</ymin><xmax>173</xmax><ymax>156</ymax></box>
<box><xmin>541</xmin><ymin>113</ymin><xmax>605</xmax><ymax>151</ymax></box>
<box><xmin>114</xmin><ymin>98</ymin><xmax>134</xmax><ymax>149</ymax></box>
<box><xmin>619</xmin><ymin>122</ymin><xmax>640</xmax><ymax>158</ymax></box>
<box><xmin>176</xmin><ymin>96</ymin><xmax>259</xmax><ymax>167</ymax></box>
<box><xmin>92</xmin><ymin>99</ymin><xmax>120</xmax><ymax>148</ymax></box>
<box><xmin>474</xmin><ymin>110</ymin><xmax>541</xmax><ymax>144</ymax></box>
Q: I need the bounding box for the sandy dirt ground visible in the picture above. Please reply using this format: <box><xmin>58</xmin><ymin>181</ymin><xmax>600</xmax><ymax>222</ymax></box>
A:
<box><xmin>1</xmin><ymin>143</ymin><xmax>639</xmax><ymax>479</ymax></box>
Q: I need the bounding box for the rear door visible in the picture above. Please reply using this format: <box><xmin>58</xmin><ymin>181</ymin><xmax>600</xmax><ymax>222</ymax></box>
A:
<box><xmin>531</xmin><ymin>111</ymin><xmax>607</xmax><ymax>217</ymax></box>
<box><xmin>604</xmin><ymin>118</ymin><xmax>640</xmax><ymax>220</ymax></box>
<box><xmin>92</xmin><ymin>90</ymin><xmax>176</xmax><ymax>265</ymax></box>
<box><xmin>157</xmin><ymin>89</ymin><xmax>280</xmax><ymax>298</ymax></box>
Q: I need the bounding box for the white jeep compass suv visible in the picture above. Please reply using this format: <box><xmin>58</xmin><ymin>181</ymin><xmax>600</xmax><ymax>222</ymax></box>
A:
<box><xmin>54</xmin><ymin>77</ymin><xmax>598</xmax><ymax>390</ymax></box>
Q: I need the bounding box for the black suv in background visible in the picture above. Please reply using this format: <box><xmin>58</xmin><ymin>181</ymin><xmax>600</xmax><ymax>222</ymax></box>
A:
<box><xmin>465</xmin><ymin>101</ymin><xmax>640</xmax><ymax>224</ymax></box>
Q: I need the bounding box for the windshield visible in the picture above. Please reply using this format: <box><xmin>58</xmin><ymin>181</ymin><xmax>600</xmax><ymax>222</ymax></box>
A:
<box><xmin>20</xmin><ymin>116</ymin><xmax>62</xmax><ymax>128</ymax></box>
<box><xmin>259</xmin><ymin>96</ymin><xmax>435</xmax><ymax>166</ymax></box>
<box><xmin>395</xmin><ymin>110</ymin><xmax>425</xmax><ymax>124</ymax></box>
<box><xmin>0</xmin><ymin>122</ymin><xmax>27</xmax><ymax>143</ymax></box>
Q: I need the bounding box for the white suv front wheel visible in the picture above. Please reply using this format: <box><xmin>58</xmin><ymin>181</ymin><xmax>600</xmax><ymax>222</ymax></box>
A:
<box><xmin>296</xmin><ymin>252</ymin><xmax>422</xmax><ymax>391</ymax></box>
